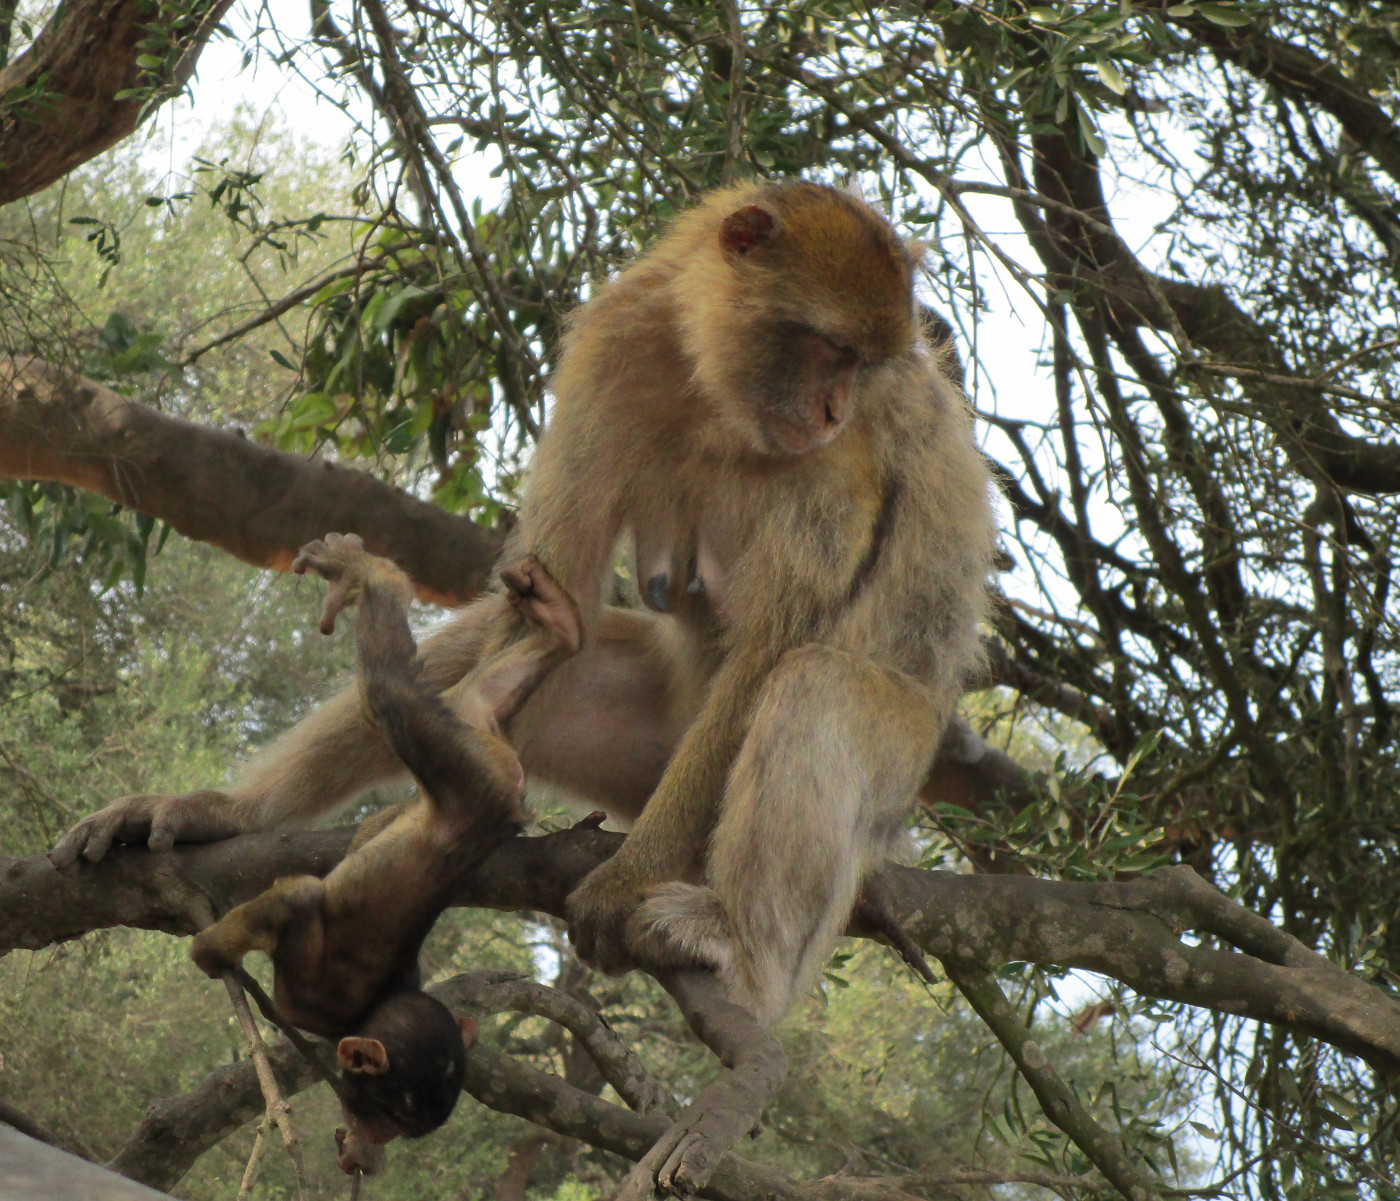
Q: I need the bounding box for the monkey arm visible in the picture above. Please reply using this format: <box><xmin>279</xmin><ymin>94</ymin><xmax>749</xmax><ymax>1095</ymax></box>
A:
<box><xmin>189</xmin><ymin>876</ymin><xmax>319</xmax><ymax>979</ymax></box>
<box><xmin>290</xmin><ymin>534</ymin><xmax>525</xmax><ymax>821</ymax></box>
<box><xmin>512</xmin><ymin>367</ymin><xmax>633</xmax><ymax>648</ymax></box>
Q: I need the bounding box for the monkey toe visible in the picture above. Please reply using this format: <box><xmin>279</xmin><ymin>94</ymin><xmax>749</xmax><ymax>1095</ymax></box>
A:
<box><xmin>617</xmin><ymin>1109</ymin><xmax>736</xmax><ymax>1201</ymax></box>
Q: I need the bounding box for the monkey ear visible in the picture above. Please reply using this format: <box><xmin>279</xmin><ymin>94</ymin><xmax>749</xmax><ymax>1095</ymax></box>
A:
<box><xmin>337</xmin><ymin>1036</ymin><xmax>391</xmax><ymax>1076</ymax></box>
<box><xmin>719</xmin><ymin>205</ymin><xmax>777</xmax><ymax>257</ymax></box>
<box><xmin>902</xmin><ymin>237</ymin><xmax>929</xmax><ymax>267</ymax></box>
<box><xmin>458</xmin><ymin>1016</ymin><xmax>479</xmax><ymax>1052</ymax></box>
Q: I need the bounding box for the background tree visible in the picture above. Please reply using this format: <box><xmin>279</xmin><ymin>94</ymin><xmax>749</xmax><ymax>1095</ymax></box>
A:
<box><xmin>3</xmin><ymin>1</ymin><xmax>1400</xmax><ymax>1198</ymax></box>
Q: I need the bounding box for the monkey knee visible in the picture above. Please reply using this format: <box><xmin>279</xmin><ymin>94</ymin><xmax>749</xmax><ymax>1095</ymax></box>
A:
<box><xmin>626</xmin><ymin>884</ymin><xmax>736</xmax><ymax>978</ymax></box>
<box><xmin>749</xmin><ymin>647</ymin><xmax>880</xmax><ymax>742</ymax></box>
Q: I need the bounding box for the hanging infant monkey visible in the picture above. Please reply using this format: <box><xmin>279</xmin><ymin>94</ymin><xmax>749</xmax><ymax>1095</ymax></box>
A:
<box><xmin>58</xmin><ymin>181</ymin><xmax>996</xmax><ymax>1031</ymax></box>
<box><xmin>190</xmin><ymin>533</ymin><xmax>580</xmax><ymax>1175</ymax></box>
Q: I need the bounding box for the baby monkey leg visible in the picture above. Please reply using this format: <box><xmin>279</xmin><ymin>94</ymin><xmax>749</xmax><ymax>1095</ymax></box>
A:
<box><xmin>193</xmin><ymin>535</ymin><xmax>582</xmax><ymax>1031</ymax></box>
<box><xmin>294</xmin><ymin>534</ymin><xmax>581</xmax><ymax>828</ymax></box>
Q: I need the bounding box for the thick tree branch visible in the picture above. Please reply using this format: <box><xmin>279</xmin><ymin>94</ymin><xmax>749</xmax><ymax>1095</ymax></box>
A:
<box><xmin>1174</xmin><ymin>13</ymin><xmax>1400</xmax><ymax>192</ymax></box>
<box><xmin>0</xmin><ymin>357</ymin><xmax>501</xmax><ymax>603</ymax></box>
<box><xmin>110</xmin><ymin>1029</ymin><xmax>317</xmax><ymax>1191</ymax></box>
<box><xmin>107</xmin><ymin>969</ymin><xmax>1126</xmax><ymax>1201</ymax></box>
<box><xmin>9</xmin><ymin>826</ymin><xmax>1400</xmax><ymax>1075</ymax></box>
<box><xmin>0</xmin><ymin>0</ymin><xmax>234</xmax><ymax>206</ymax></box>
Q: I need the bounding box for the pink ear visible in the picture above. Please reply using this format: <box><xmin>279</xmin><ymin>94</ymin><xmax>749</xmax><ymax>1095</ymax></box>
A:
<box><xmin>719</xmin><ymin>205</ymin><xmax>776</xmax><ymax>256</ymax></box>
<box><xmin>337</xmin><ymin>1036</ymin><xmax>391</xmax><ymax>1075</ymax></box>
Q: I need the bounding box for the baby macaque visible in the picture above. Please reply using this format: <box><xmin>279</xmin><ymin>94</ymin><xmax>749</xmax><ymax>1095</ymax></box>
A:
<box><xmin>191</xmin><ymin>534</ymin><xmax>579</xmax><ymax>1173</ymax></box>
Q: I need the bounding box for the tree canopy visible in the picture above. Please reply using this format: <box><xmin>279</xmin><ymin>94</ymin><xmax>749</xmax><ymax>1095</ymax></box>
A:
<box><xmin>3</xmin><ymin>1</ymin><xmax>1400</xmax><ymax>1198</ymax></box>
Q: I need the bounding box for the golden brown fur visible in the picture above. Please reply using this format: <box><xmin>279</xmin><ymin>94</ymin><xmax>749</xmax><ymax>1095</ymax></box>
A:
<box><xmin>56</xmin><ymin>181</ymin><xmax>995</xmax><ymax>1028</ymax></box>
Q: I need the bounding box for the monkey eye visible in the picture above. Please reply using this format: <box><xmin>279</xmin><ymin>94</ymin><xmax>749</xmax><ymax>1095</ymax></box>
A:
<box><xmin>821</xmin><ymin>335</ymin><xmax>862</xmax><ymax>367</ymax></box>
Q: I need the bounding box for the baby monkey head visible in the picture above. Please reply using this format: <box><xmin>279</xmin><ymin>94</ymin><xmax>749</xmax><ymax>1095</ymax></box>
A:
<box><xmin>334</xmin><ymin>992</ymin><xmax>477</xmax><ymax>1175</ymax></box>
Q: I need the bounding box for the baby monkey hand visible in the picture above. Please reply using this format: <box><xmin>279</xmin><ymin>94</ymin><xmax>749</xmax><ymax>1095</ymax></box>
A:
<box><xmin>293</xmin><ymin>533</ymin><xmax>414</xmax><ymax>635</ymax></box>
<box><xmin>501</xmin><ymin>557</ymin><xmax>582</xmax><ymax>653</ymax></box>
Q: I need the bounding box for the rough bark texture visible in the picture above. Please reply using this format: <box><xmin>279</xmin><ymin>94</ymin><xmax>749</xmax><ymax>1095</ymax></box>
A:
<box><xmin>0</xmin><ymin>358</ymin><xmax>501</xmax><ymax>603</ymax></box>
<box><xmin>11</xmin><ymin>826</ymin><xmax>1400</xmax><ymax>1075</ymax></box>
<box><xmin>0</xmin><ymin>0</ymin><xmax>233</xmax><ymax>206</ymax></box>
<box><xmin>106</xmin><ymin>968</ymin><xmax>1096</xmax><ymax>1200</ymax></box>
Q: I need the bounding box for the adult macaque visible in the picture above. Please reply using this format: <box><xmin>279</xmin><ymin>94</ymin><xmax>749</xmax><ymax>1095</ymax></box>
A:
<box><xmin>56</xmin><ymin>181</ymin><xmax>994</xmax><ymax>1029</ymax></box>
<box><xmin>190</xmin><ymin>533</ymin><xmax>580</xmax><ymax>1174</ymax></box>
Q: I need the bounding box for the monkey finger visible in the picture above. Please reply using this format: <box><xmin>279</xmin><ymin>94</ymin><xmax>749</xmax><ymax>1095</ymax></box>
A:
<box><xmin>47</xmin><ymin>826</ymin><xmax>87</xmax><ymax>871</ymax></box>
<box><xmin>146</xmin><ymin>824</ymin><xmax>177</xmax><ymax>853</ymax></box>
<box><xmin>48</xmin><ymin>815</ymin><xmax>113</xmax><ymax>870</ymax></box>
<box><xmin>567</xmin><ymin>919</ymin><xmax>628</xmax><ymax>975</ymax></box>
<box><xmin>318</xmin><ymin>584</ymin><xmax>351</xmax><ymax>636</ymax></box>
<box><xmin>291</xmin><ymin>539</ymin><xmax>332</xmax><ymax>575</ymax></box>
<box><xmin>500</xmin><ymin>559</ymin><xmax>541</xmax><ymax>600</ymax></box>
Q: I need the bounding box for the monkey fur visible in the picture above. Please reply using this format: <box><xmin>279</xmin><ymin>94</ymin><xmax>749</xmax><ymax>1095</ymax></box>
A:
<box><xmin>58</xmin><ymin>181</ymin><xmax>995</xmax><ymax>1029</ymax></box>
<box><xmin>189</xmin><ymin>534</ymin><xmax>580</xmax><ymax>1173</ymax></box>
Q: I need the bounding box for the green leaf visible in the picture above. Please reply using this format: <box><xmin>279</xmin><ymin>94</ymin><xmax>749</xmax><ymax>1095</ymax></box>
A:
<box><xmin>1077</xmin><ymin>106</ymin><xmax>1106</xmax><ymax>157</ymax></box>
<box><xmin>1194</xmin><ymin>3</ymin><xmax>1254</xmax><ymax>26</ymax></box>
<box><xmin>1096</xmin><ymin>59</ymin><xmax>1127</xmax><ymax>95</ymax></box>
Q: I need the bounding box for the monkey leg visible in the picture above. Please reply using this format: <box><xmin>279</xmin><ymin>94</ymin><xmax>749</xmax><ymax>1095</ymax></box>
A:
<box><xmin>49</xmin><ymin>599</ymin><xmax>499</xmax><ymax>866</ymax></box>
<box><xmin>458</xmin><ymin>557</ymin><xmax>582</xmax><ymax>736</ymax></box>
<box><xmin>630</xmin><ymin>644</ymin><xmax>943</xmax><ymax>1026</ymax></box>
<box><xmin>54</xmin><ymin>599</ymin><xmax>690</xmax><ymax>865</ymax></box>
<box><xmin>620</xmin><ymin>647</ymin><xmax>941</xmax><ymax>1199</ymax></box>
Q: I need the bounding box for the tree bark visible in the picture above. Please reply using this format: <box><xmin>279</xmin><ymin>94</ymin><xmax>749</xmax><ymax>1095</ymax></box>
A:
<box><xmin>0</xmin><ymin>0</ymin><xmax>234</xmax><ymax>206</ymax></box>
<box><xmin>10</xmin><ymin>825</ymin><xmax>1400</xmax><ymax>1075</ymax></box>
<box><xmin>0</xmin><ymin>357</ymin><xmax>501</xmax><ymax>603</ymax></box>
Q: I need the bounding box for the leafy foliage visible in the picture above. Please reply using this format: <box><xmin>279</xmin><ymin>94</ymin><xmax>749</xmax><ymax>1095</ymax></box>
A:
<box><xmin>5</xmin><ymin>0</ymin><xmax>1400</xmax><ymax>1195</ymax></box>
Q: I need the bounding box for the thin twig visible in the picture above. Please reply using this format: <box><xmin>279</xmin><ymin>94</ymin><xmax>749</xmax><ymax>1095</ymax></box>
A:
<box><xmin>233</xmin><ymin>965</ymin><xmax>345</xmax><ymax>1094</ymax></box>
<box><xmin>190</xmin><ymin>898</ymin><xmax>310</xmax><ymax>1201</ymax></box>
<box><xmin>221</xmin><ymin>971</ymin><xmax>311</xmax><ymax>1201</ymax></box>
<box><xmin>178</xmin><ymin>251</ymin><xmax>408</xmax><ymax>367</ymax></box>
<box><xmin>943</xmin><ymin>961</ymin><xmax>1161</xmax><ymax>1201</ymax></box>
<box><xmin>721</xmin><ymin>0</ymin><xmax>746</xmax><ymax>185</ymax></box>
<box><xmin>235</xmin><ymin>1117</ymin><xmax>271</xmax><ymax>1201</ymax></box>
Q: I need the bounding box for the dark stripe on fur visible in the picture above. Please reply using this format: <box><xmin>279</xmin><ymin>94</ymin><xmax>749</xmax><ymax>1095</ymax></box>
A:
<box><xmin>844</xmin><ymin>477</ymin><xmax>902</xmax><ymax>607</ymax></box>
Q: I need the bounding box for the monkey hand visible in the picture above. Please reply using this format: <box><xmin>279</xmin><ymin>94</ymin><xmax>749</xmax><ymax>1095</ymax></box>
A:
<box><xmin>49</xmin><ymin>790</ymin><xmax>241</xmax><ymax>869</ymax></box>
<box><xmin>565</xmin><ymin>854</ymin><xmax>660</xmax><ymax>975</ymax></box>
<box><xmin>501</xmin><ymin>557</ymin><xmax>581</xmax><ymax>653</ymax></box>
<box><xmin>292</xmin><ymin>533</ymin><xmax>414</xmax><ymax>636</ymax></box>
<box><xmin>336</xmin><ymin>1126</ymin><xmax>387</xmax><ymax>1176</ymax></box>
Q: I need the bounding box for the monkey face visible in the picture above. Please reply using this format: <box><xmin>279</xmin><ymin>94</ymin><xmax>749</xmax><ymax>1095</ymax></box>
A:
<box><xmin>742</xmin><ymin>320</ymin><xmax>863</xmax><ymax>456</ymax></box>
<box><xmin>695</xmin><ymin>184</ymin><xmax>918</xmax><ymax>459</ymax></box>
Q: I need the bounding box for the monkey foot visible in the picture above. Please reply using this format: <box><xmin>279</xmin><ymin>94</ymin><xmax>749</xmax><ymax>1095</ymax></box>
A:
<box><xmin>615</xmin><ymin>1086</ymin><xmax>755</xmax><ymax>1199</ymax></box>
<box><xmin>614</xmin><ymin>969</ymin><xmax>787</xmax><ymax>1200</ymax></box>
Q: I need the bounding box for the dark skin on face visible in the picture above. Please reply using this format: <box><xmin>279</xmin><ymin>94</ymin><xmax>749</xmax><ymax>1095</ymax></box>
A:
<box><xmin>189</xmin><ymin>535</ymin><xmax>579</xmax><ymax>1173</ymax></box>
<box><xmin>333</xmin><ymin>1015</ymin><xmax>478</xmax><ymax>1175</ymax></box>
